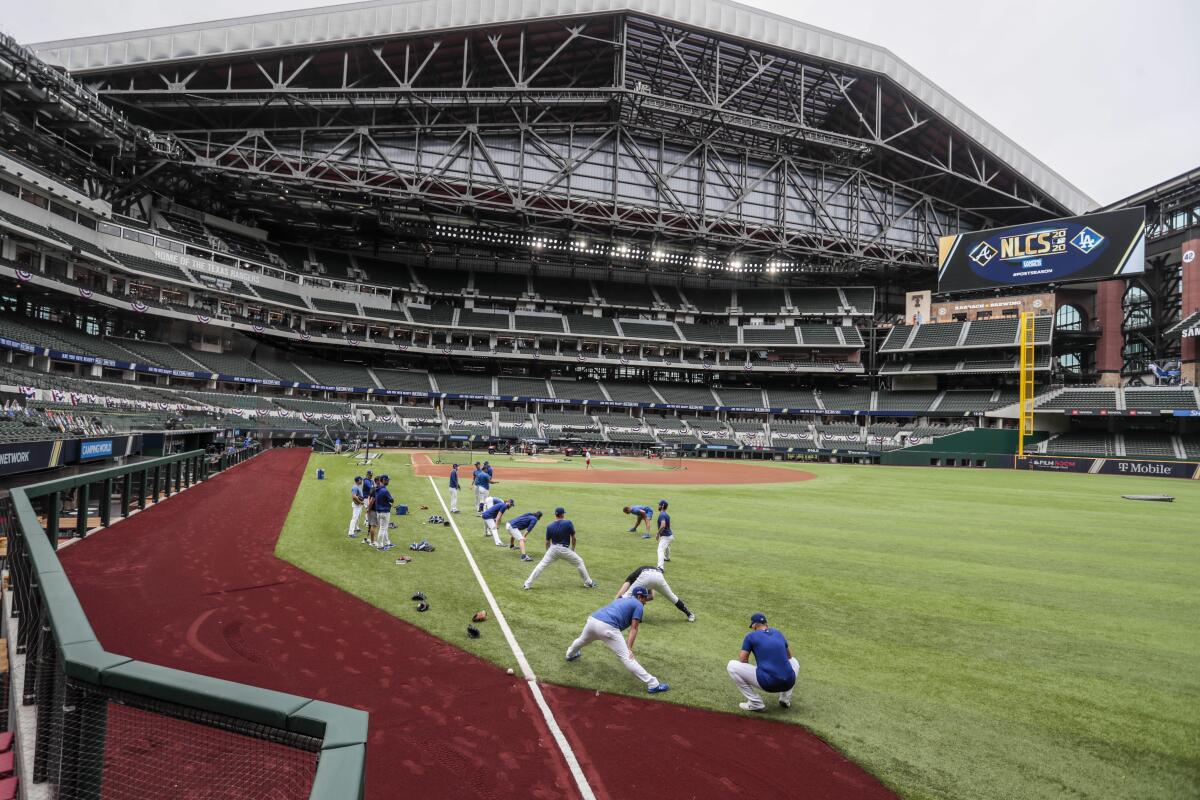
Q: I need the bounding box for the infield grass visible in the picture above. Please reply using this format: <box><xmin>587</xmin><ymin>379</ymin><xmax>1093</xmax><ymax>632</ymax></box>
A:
<box><xmin>276</xmin><ymin>451</ymin><xmax>1200</xmax><ymax>800</ymax></box>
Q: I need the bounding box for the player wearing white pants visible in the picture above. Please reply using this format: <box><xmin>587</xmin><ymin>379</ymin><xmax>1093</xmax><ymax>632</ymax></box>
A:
<box><xmin>375</xmin><ymin>511</ymin><xmax>393</xmax><ymax>548</ymax></box>
<box><xmin>369</xmin><ymin>475</ymin><xmax>397</xmax><ymax>551</ymax></box>
<box><xmin>523</xmin><ymin>507</ymin><xmax>596</xmax><ymax>589</ymax></box>
<box><xmin>505</xmin><ymin>511</ymin><xmax>542</xmax><ymax>561</ymax></box>
<box><xmin>565</xmin><ymin>588</ymin><xmax>669</xmax><ymax>694</ymax></box>
<box><xmin>448</xmin><ymin>463</ymin><xmax>460</xmax><ymax>513</ymax></box>
<box><xmin>481</xmin><ymin>497</ymin><xmax>513</xmax><ymax>547</ymax></box>
<box><xmin>347</xmin><ymin>476</ymin><xmax>365</xmax><ymax>537</ymax></box>
<box><xmin>472</xmin><ymin>462</ymin><xmax>490</xmax><ymax>513</ymax></box>
<box><xmin>654</xmin><ymin>500</ymin><xmax>674</xmax><ymax>568</ymax></box>
<box><xmin>727</xmin><ymin>612</ymin><xmax>799</xmax><ymax>711</ymax></box>
<box><xmin>618</xmin><ymin>565</ymin><xmax>694</xmax><ymax>621</ymax></box>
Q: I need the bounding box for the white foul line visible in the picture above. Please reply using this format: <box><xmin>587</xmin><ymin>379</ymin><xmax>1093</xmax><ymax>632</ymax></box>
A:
<box><xmin>426</xmin><ymin>476</ymin><xmax>597</xmax><ymax>800</ymax></box>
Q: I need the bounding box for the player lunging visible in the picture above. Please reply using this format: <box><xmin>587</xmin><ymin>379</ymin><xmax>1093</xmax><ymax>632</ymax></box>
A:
<box><xmin>565</xmin><ymin>587</ymin><xmax>670</xmax><ymax>694</ymax></box>
<box><xmin>523</xmin><ymin>507</ymin><xmax>596</xmax><ymax>590</ymax></box>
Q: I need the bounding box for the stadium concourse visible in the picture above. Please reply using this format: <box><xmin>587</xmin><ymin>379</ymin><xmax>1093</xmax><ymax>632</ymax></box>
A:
<box><xmin>55</xmin><ymin>447</ymin><xmax>895</xmax><ymax>800</ymax></box>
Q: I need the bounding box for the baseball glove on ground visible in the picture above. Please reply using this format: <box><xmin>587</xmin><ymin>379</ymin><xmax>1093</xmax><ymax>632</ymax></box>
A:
<box><xmin>467</xmin><ymin>624</ymin><xmax>480</xmax><ymax>639</ymax></box>
<box><xmin>472</xmin><ymin>610</ymin><xmax>488</xmax><ymax>623</ymax></box>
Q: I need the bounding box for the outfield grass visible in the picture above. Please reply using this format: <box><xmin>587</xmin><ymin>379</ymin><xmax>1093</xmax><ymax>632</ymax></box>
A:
<box><xmin>277</xmin><ymin>451</ymin><xmax>1200</xmax><ymax>800</ymax></box>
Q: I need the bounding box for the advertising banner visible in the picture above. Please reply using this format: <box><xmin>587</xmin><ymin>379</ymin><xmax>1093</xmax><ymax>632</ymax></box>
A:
<box><xmin>1096</xmin><ymin>459</ymin><xmax>1199</xmax><ymax>479</ymax></box>
<box><xmin>1019</xmin><ymin>456</ymin><xmax>1096</xmax><ymax>473</ymax></box>
<box><xmin>0</xmin><ymin>440</ymin><xmax>66</xmax><ymax>476</ymax></box>
<box><xmin>938</xmin><ymin>208</ymin><xmax>1145</xmax><ymax>292</ymax></box>
<box><xmin>930</xmin><ymin>291</ymin><xmax>1055</xmax><ymax>322</ymax></box>
<box><xmin>80</xmin><ymin>439</ymin><xmax>115</xmax><ymax>460</ymax></box>
<box><xmin>1018</xmin><ymin>456</ymin><xmax>1198</xmax><ymax>478</ymax></box>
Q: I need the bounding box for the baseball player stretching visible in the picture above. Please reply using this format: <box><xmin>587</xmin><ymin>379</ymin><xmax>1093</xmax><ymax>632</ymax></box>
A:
<box><xmin>348</xmin><ymin>476</ymin><xmax>366</xmax><ymax>537</ymax></box>
<box><xmin>482</xmin><ymin>497</ymin><xmax>514</xmax><ymax>547</ymax></box>
<box><xmin>565</xmin><ymin>587</ymin><xmax>670</xmax><ymax>694</ymax></box>
<box><xmin>655</xmin><ymin>500</ymin><xmax>673</xmax><ymax>568</ymax></box>
<box><xmin>727</xmin><ymin>612</ymin><xmax>799</xmax><ymax>711</ymax></box>
<box><xmin>448</xmin><ymin>463</ymin><xmax>460</xmax><ymax>513</ymax></box>
<box><xmin>506</xmin><ymin>510</ymin><xmax>542</xmax><ymax>561</ymax></box>
<box><xmin>617</xmin><ymin>565</ymin><xmax>695</xmax><ymax>621</ymax></box>
<box><xmin>623</xmin><ymin>504</ymin><xmax>654</xmax><ymax>534</ymax></box>
<box><xmin>523</xmin><ymin>507</ymin><xmax>596</xmax><ymax>590</ymax></box>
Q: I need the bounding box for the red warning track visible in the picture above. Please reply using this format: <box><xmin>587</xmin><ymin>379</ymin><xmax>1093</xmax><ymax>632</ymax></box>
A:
<box><xmin>59</xmin><ymin>448</ymin><xmax>892</xmax><ymax>800</ymax></box>
<box><xmin>412</xmin><ymin>453</ymin><xmax>816</xmax><ymax>484</ymax></box>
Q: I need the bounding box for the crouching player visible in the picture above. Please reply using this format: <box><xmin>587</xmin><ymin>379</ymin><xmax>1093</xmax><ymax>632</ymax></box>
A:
<box><xmin>726</xmin><ymin>612</ymin><xmax>799</xmax><ymax>712</ymax></box>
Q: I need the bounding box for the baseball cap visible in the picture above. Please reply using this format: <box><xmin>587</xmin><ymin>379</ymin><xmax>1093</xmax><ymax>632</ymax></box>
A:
<box><xmin>632</xmin><ymin>587</ymin><xmax>650</xmax><ymax>598</ymax></box>
<box><xmin>749</xmin><ymin>612</ymin><xmax>767</xmax><ymax>628</ymax></box>
<box><xmin>354</xmin><ymin>475</ymin><xmax>362</xmax><ymax>481</ymax></box>
<box><xmin>452</xmin><ymin>463</ymin><xmax>458</xmax><ymax>468</ymax></box>
<box><xmin>554</xmin><ymin>506</ymin><xmax>566</xmax><ymax>515</ymax></box>
<box><xmin>658</xmin><ymin>499</ymin><xmax>668</xmax><ymax>508</ymax></box>
<box><xmin>506</xmin><ymin>498</ymin><xmax>515</xmax><ymax>505</ymax></box>
<box><xmin>366</xmin><ymin>470</ymin><xmax>373</xmax><ymax>476</ymax></box>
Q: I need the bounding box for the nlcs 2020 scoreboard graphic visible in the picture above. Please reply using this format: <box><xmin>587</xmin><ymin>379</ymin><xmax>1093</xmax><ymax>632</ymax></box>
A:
<box><xmin>937</xmin><ymin>207</ymin><xmax>1146</xmax><ymax>292</ymax></box>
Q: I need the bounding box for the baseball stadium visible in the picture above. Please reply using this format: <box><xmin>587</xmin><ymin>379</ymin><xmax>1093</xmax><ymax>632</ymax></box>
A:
<box><xmin>0</xmin><ymin>1</ymin><xmax>1196</xmax><ymax>798</ymax></box>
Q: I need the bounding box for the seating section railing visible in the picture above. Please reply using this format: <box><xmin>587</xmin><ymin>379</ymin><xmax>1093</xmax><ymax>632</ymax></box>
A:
<box><xmin>0</xmin><ymin>447</ymin><xmax>367</xmax><ymax>800</ymax></box>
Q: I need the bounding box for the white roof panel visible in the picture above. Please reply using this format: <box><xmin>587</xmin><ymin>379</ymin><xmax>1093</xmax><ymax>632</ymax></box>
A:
<box><xmin>29</xmin><ymin>0</ymin><xmax>1094</xmax><ymax>213</ymax></box>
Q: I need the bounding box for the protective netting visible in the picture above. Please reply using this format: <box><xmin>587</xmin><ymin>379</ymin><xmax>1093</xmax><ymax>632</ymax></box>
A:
<box><xmin>98</xmin><ymin>702</ymin><xmax>319</xmax><ymax>800</ymax></box>
<box><xmin>16</xmin><ymin>605</ymin><xmax>319</xmax><ymax>800</ymax></box>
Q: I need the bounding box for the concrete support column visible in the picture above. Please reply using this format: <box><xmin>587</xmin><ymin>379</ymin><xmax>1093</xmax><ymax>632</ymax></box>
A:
<box><xmin>1180</xmin><ymin>239</ymin><xmax>1200</xmax><ymax>384</ymax></box>
<box><xmin>1095</xmin><ymin>279</ymin><xmax>1125</xmax><ymax>385</ymax></box>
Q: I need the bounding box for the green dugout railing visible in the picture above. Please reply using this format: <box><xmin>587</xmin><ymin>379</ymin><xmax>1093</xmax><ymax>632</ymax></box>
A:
<box><xmin>1</xmin><ymin>446</ymin><xmax>367</xmax><ymax>799</ymax></box>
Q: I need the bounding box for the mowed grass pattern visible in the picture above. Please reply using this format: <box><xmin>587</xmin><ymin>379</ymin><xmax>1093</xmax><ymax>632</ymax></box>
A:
<box><xmin>277</xmin><ymin>452</ymin><xmax>1200</xmax><ymax>800</ymax></box>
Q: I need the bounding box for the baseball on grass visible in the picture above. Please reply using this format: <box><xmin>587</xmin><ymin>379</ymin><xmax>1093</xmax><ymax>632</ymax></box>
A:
<box><xmin>506</xmin><ymin>668</ymin><xmax>514</xmax><ymax>675</ymax></box>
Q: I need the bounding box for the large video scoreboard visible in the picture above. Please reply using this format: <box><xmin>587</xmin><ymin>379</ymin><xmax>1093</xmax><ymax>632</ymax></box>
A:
<box><xmin>938</xmin><ymin>208</ymin><xmax>1145</xmax><ymax>292</ymax></box>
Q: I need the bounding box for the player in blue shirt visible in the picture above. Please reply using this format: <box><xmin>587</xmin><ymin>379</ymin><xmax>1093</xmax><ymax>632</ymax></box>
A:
<box><xmin>565</xmin><ymin>587</ymin><xmax>669</xmax><ymax>694</ymax></box>
<box><xmin>622</xmin><ymin>504</ymin><xmax>655</xmax><ymax>535</ymax></box>
<box><xmin>522</xmin><ymin>507</ymin><xmax>596</xmax><ymax>590</ymax></box>
<box><xmin>481</xmin><ymin>497</ymin><xmax>513</xmax><ymax>546</ymax></box>
<box><xmin>506</xmin><ymin>510</ymin><xmax>543</xmax><ymax>561</ymax></box>
<box><xmin>483</xmin><ymin>461</ymin><xmax>494</xmax><ymax>478</ymax></box>
<box><xmin>348</xmin><ymin>476</ymin><xmax>366</xmax><ymax>538</ymax></box>
<box><xmin>360</xmin><ymin>472</ymin><xmax>376</xmax><ymax>546</ymax></box>
<box><xmin>370</xmin><ymin>475</ymin><xmax>397</xmax><ymax>551</ymax></box>
<box><xmin>473</xmin><ymin>463</ymin><xmax>491</xmax><ymax>513</ymax></box>
<box><xmin>726</xmin><ymin>612</ymin><xmax>799</xmax><ymax>711</ymax></box>
<box><xmin>655</xmin><ymin>499</ymin><xmax>673</xmax><ymax>567</ymax></box>
<box><xmin>448</xmin><ymin>463</ymin><xmax>460</xmax><ymax>513</ymax></box>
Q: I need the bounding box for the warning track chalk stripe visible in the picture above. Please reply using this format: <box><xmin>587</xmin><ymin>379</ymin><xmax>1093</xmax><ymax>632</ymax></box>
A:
<box><xmin>427</xmin><ymin>476</ymin><xmax>597</xmax><ymax>800</ymax></box>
